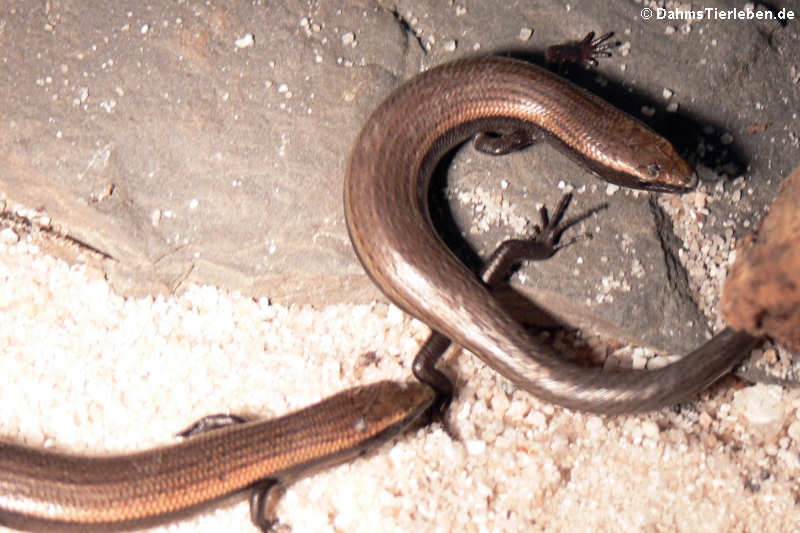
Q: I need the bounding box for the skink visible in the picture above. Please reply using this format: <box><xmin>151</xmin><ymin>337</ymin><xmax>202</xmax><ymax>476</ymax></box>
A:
<box><xmin>345</xmin><ymin>36</ymin><xmax>759</xmax><ymax>414</ymax></box>
<box><xmin>0</xmin><ymin>380</ymin><xmax>434</xmax><ymax>531</ymax></box>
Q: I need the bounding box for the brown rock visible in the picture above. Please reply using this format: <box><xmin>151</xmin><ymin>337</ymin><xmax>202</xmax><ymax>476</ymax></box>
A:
<box><xmin>722</xmin><ymin>166</ymin><xmax>800</xmax><ymax>350</ymax></box>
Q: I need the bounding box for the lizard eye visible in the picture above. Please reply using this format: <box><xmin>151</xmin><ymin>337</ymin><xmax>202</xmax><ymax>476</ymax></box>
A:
<box><xmin>646</xmin><ymin>163</ymin><xmax>661</xmax><ymax>178</ymax></box>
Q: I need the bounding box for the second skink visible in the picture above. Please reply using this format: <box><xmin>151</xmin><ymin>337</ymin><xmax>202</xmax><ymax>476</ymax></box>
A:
<box><xmin>0</xmin><ymin>380</ymin><xmax>434</xmax><ymax>531</ymax></box>
<box><xmin>345</xmin><ymin>52</ymin><xmax>758</xmax><ymax>414</ymax></box>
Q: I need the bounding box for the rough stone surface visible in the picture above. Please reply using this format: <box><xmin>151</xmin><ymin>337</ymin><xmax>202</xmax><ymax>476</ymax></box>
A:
<box><xmin>1</xmin><ymin>1</ymin><xmax>798</xmax><ymax>352</ymax></box>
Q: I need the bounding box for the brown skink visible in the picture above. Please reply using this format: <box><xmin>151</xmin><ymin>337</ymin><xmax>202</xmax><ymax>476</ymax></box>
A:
<box><xmin>345</xmin><ymin>44</ymin><xmax>759</xmax><ymax>414</ymax></box>
<box><xmin>0</xmin><ymin>380</ymin><xmax>434</xmax><ymax>531</ymax></box>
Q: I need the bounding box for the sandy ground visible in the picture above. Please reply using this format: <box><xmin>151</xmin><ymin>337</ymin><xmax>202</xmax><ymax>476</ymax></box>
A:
<box><xmin>2</xmin><ymin>217</ymin><xmax>800</xmax><ymax>532</ymax></box>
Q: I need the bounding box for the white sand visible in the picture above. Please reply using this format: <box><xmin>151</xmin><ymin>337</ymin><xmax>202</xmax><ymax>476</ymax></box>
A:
<box><xmin>2</xmin><ymin>228</ymin><xmax>799</xmax><ymax>532</ymax></box>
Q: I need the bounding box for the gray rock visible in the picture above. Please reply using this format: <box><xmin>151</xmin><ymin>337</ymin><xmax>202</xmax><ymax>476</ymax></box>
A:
<box><xmin>1</xmin><ymin>0</ymin><xmax>797</xmax><ymax>353</ymax></box>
